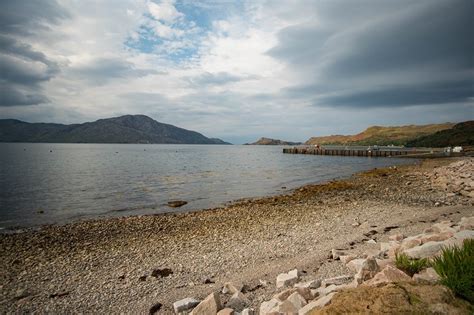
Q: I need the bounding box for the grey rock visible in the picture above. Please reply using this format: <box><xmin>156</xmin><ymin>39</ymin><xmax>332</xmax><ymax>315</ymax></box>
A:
<box><xmin>173</xmin><ymin>297</ymin><xmax>200</xmax><ymax>314</ymax></box>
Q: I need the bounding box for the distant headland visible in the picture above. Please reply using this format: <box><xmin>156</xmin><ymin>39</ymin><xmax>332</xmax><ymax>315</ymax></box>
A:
<box><xmin>0</xmin><ymin>115</ymin><xmax>231</xmax><ymax>144</ymax></box>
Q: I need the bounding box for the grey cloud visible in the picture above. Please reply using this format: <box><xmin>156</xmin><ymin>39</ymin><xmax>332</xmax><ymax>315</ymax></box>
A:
<box><xmin>68</xmin><ymin>58</ymin><xmax>159</xmax><ymax>85</ymax></box>
<box><xmin>0</xmin><ymin>0</ymin><xmax>69</xmax><ymax>36</ymax></box>
<box><xmin>0</xmin><ymin>36</ymin><xmax>60</xmax><ymax>106</ymax></box>
<box><xmin>268</xmin><ymin>0</ymin><xmax>474</xmax><ymax>108</ymax></box>
<box><xmin>0</xmin><ymin>1</ymin><xmax>68</xmax><ymax>106</ymax></box>
<box><xmin>0</xmin><ymin>84</ymin><xmax>48</xmax><ymax>106</ymax></box>
<box><xmin>317</xmin><ymin>79</ymin><xmax>474</xmax><ymax>108</ymax></box>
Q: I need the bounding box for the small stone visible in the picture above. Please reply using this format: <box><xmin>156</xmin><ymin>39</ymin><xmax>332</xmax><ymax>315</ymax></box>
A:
<box><xmin>366</xmin><ymin>239</ymin><xmax>377</xmax><ymax>244</ymax></box>
<box><xmin>14</xmin><ymin>289</ymin><xmax>30</xmax><ymax>300</ymax></box>
<box><xmin>331</xmin><ymin>249</ymin><xmax>345</xmax><ymax>260</ymax></box>
<box><xmin>173</xmin><ymin>297</ymin><xmax>200</xmax><ymax>314</ymax></box>
<box><xmin>167</xmin><ymin>200</ymin><xmax>188</xmax><ymax>208</ymax></box>
<box><xmin>149</xmin><ymin>302</ymin><xmax>163</xmax><ymax>314</ymax></box>
<box><xmin>151</xmin><ymin>268</ymin><xmax>173</xmax><ymax>278</ymax></box>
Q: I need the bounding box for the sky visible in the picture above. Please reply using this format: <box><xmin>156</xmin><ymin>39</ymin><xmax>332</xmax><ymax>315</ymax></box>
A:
<box><xmin>0</xmin><ymin>0</ymin><xmax>473</xmax><ymax>144</ymax></box>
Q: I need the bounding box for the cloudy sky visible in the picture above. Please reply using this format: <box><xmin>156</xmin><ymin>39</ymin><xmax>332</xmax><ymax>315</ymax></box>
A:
<box><xmin>0</xmin><ymin>0</ymin><xmax>472</xmax><ymax>143</ymax></box>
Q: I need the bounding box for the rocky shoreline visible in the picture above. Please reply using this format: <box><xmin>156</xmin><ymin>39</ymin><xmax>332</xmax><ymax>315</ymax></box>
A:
<box><xmin>0</xmin><ymin>157</ymin><xmax>473</xmax><ymax>313</ymax></box>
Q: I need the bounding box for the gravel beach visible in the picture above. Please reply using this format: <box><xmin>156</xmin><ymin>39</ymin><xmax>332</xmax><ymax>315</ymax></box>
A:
<box><xmin>1</xmin><ymin>157</ymin><xmax>473</xmax><ymax>314</ymax></box>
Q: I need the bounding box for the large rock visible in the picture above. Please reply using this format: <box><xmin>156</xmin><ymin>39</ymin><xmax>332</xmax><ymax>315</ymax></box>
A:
<box><xmin>399</xmin><ymin>236</ymin><xmax>422</xmax><ymax>251</ymax></box>
<box><xmin>459</xmin><ymin>216</ymin><xmax>474</xmax><ymax>230</ymax></box>
<box><xmin>419</xmin><ymin>232</ymin><xmax>453</xmax><ymax>244</ymax></box>
<box><xmin>365</xmin><ymin>265</ymin><xmax>411</xmax><ymax>286</ymax></box>
<box><xmin>259</xmin><ymin>299</ymin><xmax>279</xmax><ymax>315</ymax></box>
<box><xmin>173</xmin><ymin>297</ymin><xmax>200</xmax><ymax>314</ymax></box>
<box><xmin>297</xmin><ymin>292</ymin><xmax>336</xmax><ymax>315</ymax></box>
<box><xmin>241</xmin><ymin>309</ymin><xmax>254</xmax><ymax>315</ymax></box>
<box><xmin>286</xmin><ymin>292</ymin><xmax>307</xmax><ymax>310</ymax></box>
<box><xmin>346</xmin><ymin>259</ymin><xmax>365</xmax><ymax>273</ymax></box>
<box><xmin>295</xmin><ymin>279</ymin><xmax>321</xmax><ymax>290</ymax></box>
<box><xmin>217</xmin><ymin>308</ymin><xmax>234</xmax><ymax>315</ymax></box>
<box><xmin>453</xmin><ymin>230</ymin><xmax>474</xmax><ymax>241</ymax></box>
<box><xmin>403</xmin><ymin>241</ymin><xmax>445</xmax><ymax>259</ymax></box>
<box><xmin>322</xmin><ymin>275</ymin><xmax>353</xmax><ymax>287</ymax></box>
<box><xmin>431</xmin><ymin>222</ymin><xmax>456</xmax><ymax>234</ymax></box>
<box><xmin>412</xmin><ymin>267</ymin><xmax>441</xmax><ymax>284</ymax></box>
<box><xmin>389</xmin><ymin>234</ymin><xmax>404</xmax><ymax>241</ymax></box>
<box><xmin>276</xmin><ymin>300</ymin><xmax>299</xmax><ymax>313</ymax></box>
<box><xmin>354</xmin><ymin>257</ymin><xmax>380</xmax><ymax>284</ymax></box>
<box><xmin>226</xmin><ymin>292</ymin><xmax>249</xmax><ymax>312</ymax></box>
<box><xmin>274</xmin><ymin>287</ymin><xmax>314</xmax><ymax>302</ymax></box>
<box><xmin>276</xmin><ymin>269</ymin><xmax>300</xmax><ymax>288</ymax></box>
<box><xmin>339</xmin><ymin>255</ymin><xmax>356</xmax><ymax>264</ymax></box>
<box><xmin>190</xmin><ymin>292</ymin><xmax>222</xmax><ymax>315</ymax></box>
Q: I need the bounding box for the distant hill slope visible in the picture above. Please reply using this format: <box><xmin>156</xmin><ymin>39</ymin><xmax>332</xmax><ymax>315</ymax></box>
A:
<box><xmin>0</xmin><ymin>115</ymin><xmax>231</xmax><ymax>144</ymax></box>
<box><xmin>406</xmin><ymin>121</ymin><xmax>474</xmax><ymax>147</ymax></box>
<box><xmin>305</xmin><ymin>123</ymin><xmax>455</xmax><ymax>146</ymax></box>
<box><xmin>246</xmin><ymin>137</ymin><xmax>302</xmax><ymax>145</ymax></box>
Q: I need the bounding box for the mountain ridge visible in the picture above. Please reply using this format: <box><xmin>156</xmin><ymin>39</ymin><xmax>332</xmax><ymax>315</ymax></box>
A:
<box><xmin>305</xmin><ymin>122</ymin><xmax>456</xmax><ymax>146</ymax></box>
<box><xmin>0</xmin><ymin>115</ymin><xmax>231</xmax><ymax>144</ymax></box>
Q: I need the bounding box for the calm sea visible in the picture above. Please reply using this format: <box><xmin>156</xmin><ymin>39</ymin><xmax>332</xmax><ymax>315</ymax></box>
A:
<box><xmin>0</xmin><ymin>143</ymin><xmax>415</xmax><ymax>230</ymax></box>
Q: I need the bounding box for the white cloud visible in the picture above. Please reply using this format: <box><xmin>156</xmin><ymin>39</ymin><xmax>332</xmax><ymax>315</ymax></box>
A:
<box><xmin>148</xmin><ymin>0</ymin><xmax>183</xmax><ymax>23</ymax></box>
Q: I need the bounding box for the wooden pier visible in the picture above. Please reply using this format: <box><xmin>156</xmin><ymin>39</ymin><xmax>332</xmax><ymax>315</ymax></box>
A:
<box><xmin>283</xmin><ymin>147</ymin><xmax>414</xmax><ymax>157</ymax></box>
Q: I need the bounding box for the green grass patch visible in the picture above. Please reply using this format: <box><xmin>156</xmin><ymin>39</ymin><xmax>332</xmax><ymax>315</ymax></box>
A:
<box><xmin>395</xmin><ymin>253</ymin><xmax>430</xmax><ymax>277</ymax></box>
<box><xmin>432</xmin><ymin>239</ymin><xmax>474</xmax><ymax>303</ymax></box>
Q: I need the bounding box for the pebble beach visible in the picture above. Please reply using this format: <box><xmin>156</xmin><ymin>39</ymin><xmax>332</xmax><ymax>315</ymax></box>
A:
<box><xmin>1</xmin><ymin>157</ymin><xmax>473</xmax><ymax>314</ymax></box>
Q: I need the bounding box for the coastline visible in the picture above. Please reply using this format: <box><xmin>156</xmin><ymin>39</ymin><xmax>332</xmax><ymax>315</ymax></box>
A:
<box><xmin>1</xmin><ymin>157</ymin><xmax>473</xmax><ymax>313</ymax></box>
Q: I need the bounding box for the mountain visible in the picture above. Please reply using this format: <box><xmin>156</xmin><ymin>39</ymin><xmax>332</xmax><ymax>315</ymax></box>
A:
<box><xmin>246</xmin><ymin>137</ymin><xmax>302</xmax><ymax>145</ymax></box>
<box><xmin>305</xmin><ymin>123</ymin><xmax>455</xmax><ymax>146</ymax></box>
<box><xmin>0</xmin><ymin>115</ymin><xmax>231</xmax><ymax>144</ymax></box>
<box><xmin>406</xmin><ymin>121</ymin><xmax>474</xmax><ymax>147</ymax></box>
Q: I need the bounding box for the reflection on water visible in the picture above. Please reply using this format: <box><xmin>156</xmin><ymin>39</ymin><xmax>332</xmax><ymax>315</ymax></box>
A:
<box><xmin>0</xmin><ymin>143</ymin><xmax>415</xmax><ymax>229</ymax></box>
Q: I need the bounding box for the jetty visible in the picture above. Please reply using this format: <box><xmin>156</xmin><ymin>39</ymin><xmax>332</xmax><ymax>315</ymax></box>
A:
<box><xmin>282</xmin><ymin>145</ymin><xmax>459</xmax><ymax>158</ymax></box>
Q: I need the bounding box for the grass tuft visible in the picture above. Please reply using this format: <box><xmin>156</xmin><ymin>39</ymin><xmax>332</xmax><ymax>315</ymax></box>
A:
<box><xmin>395</xmin><ymin>253</ymin><xmax>430</xmax><ymax>277</ymax></box>
<box><xmin>432</xmin><ymin>239</ymin><xmax>474</xmax><ymax>303</ymax></box>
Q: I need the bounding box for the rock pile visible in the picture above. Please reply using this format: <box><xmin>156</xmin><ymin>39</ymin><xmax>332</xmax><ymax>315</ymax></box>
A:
<box><xmin>428</xmin><ymin>158</ymin><xmax>474</xmax><ymax>198</ymax></box>
<box><xmin>171</xmin><ymin>215</ymin><xmax>473</xmax><ymax>314</ymax></box>
<box><xmin>255</xmin><ymin>216</ymin><xmax>473</xmax><ymax>314</ymax></box>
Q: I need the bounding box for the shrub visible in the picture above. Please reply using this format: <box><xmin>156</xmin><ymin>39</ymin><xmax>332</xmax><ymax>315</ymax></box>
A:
<box><xmin>432</xmin><ymin>239</ymin><xmax>474</xmax><ymax>303</ymax></box>
<box><xmin>395</xmin><ymin>253</ymin><xmax>429</xmax><ymax>277</ymax></box>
